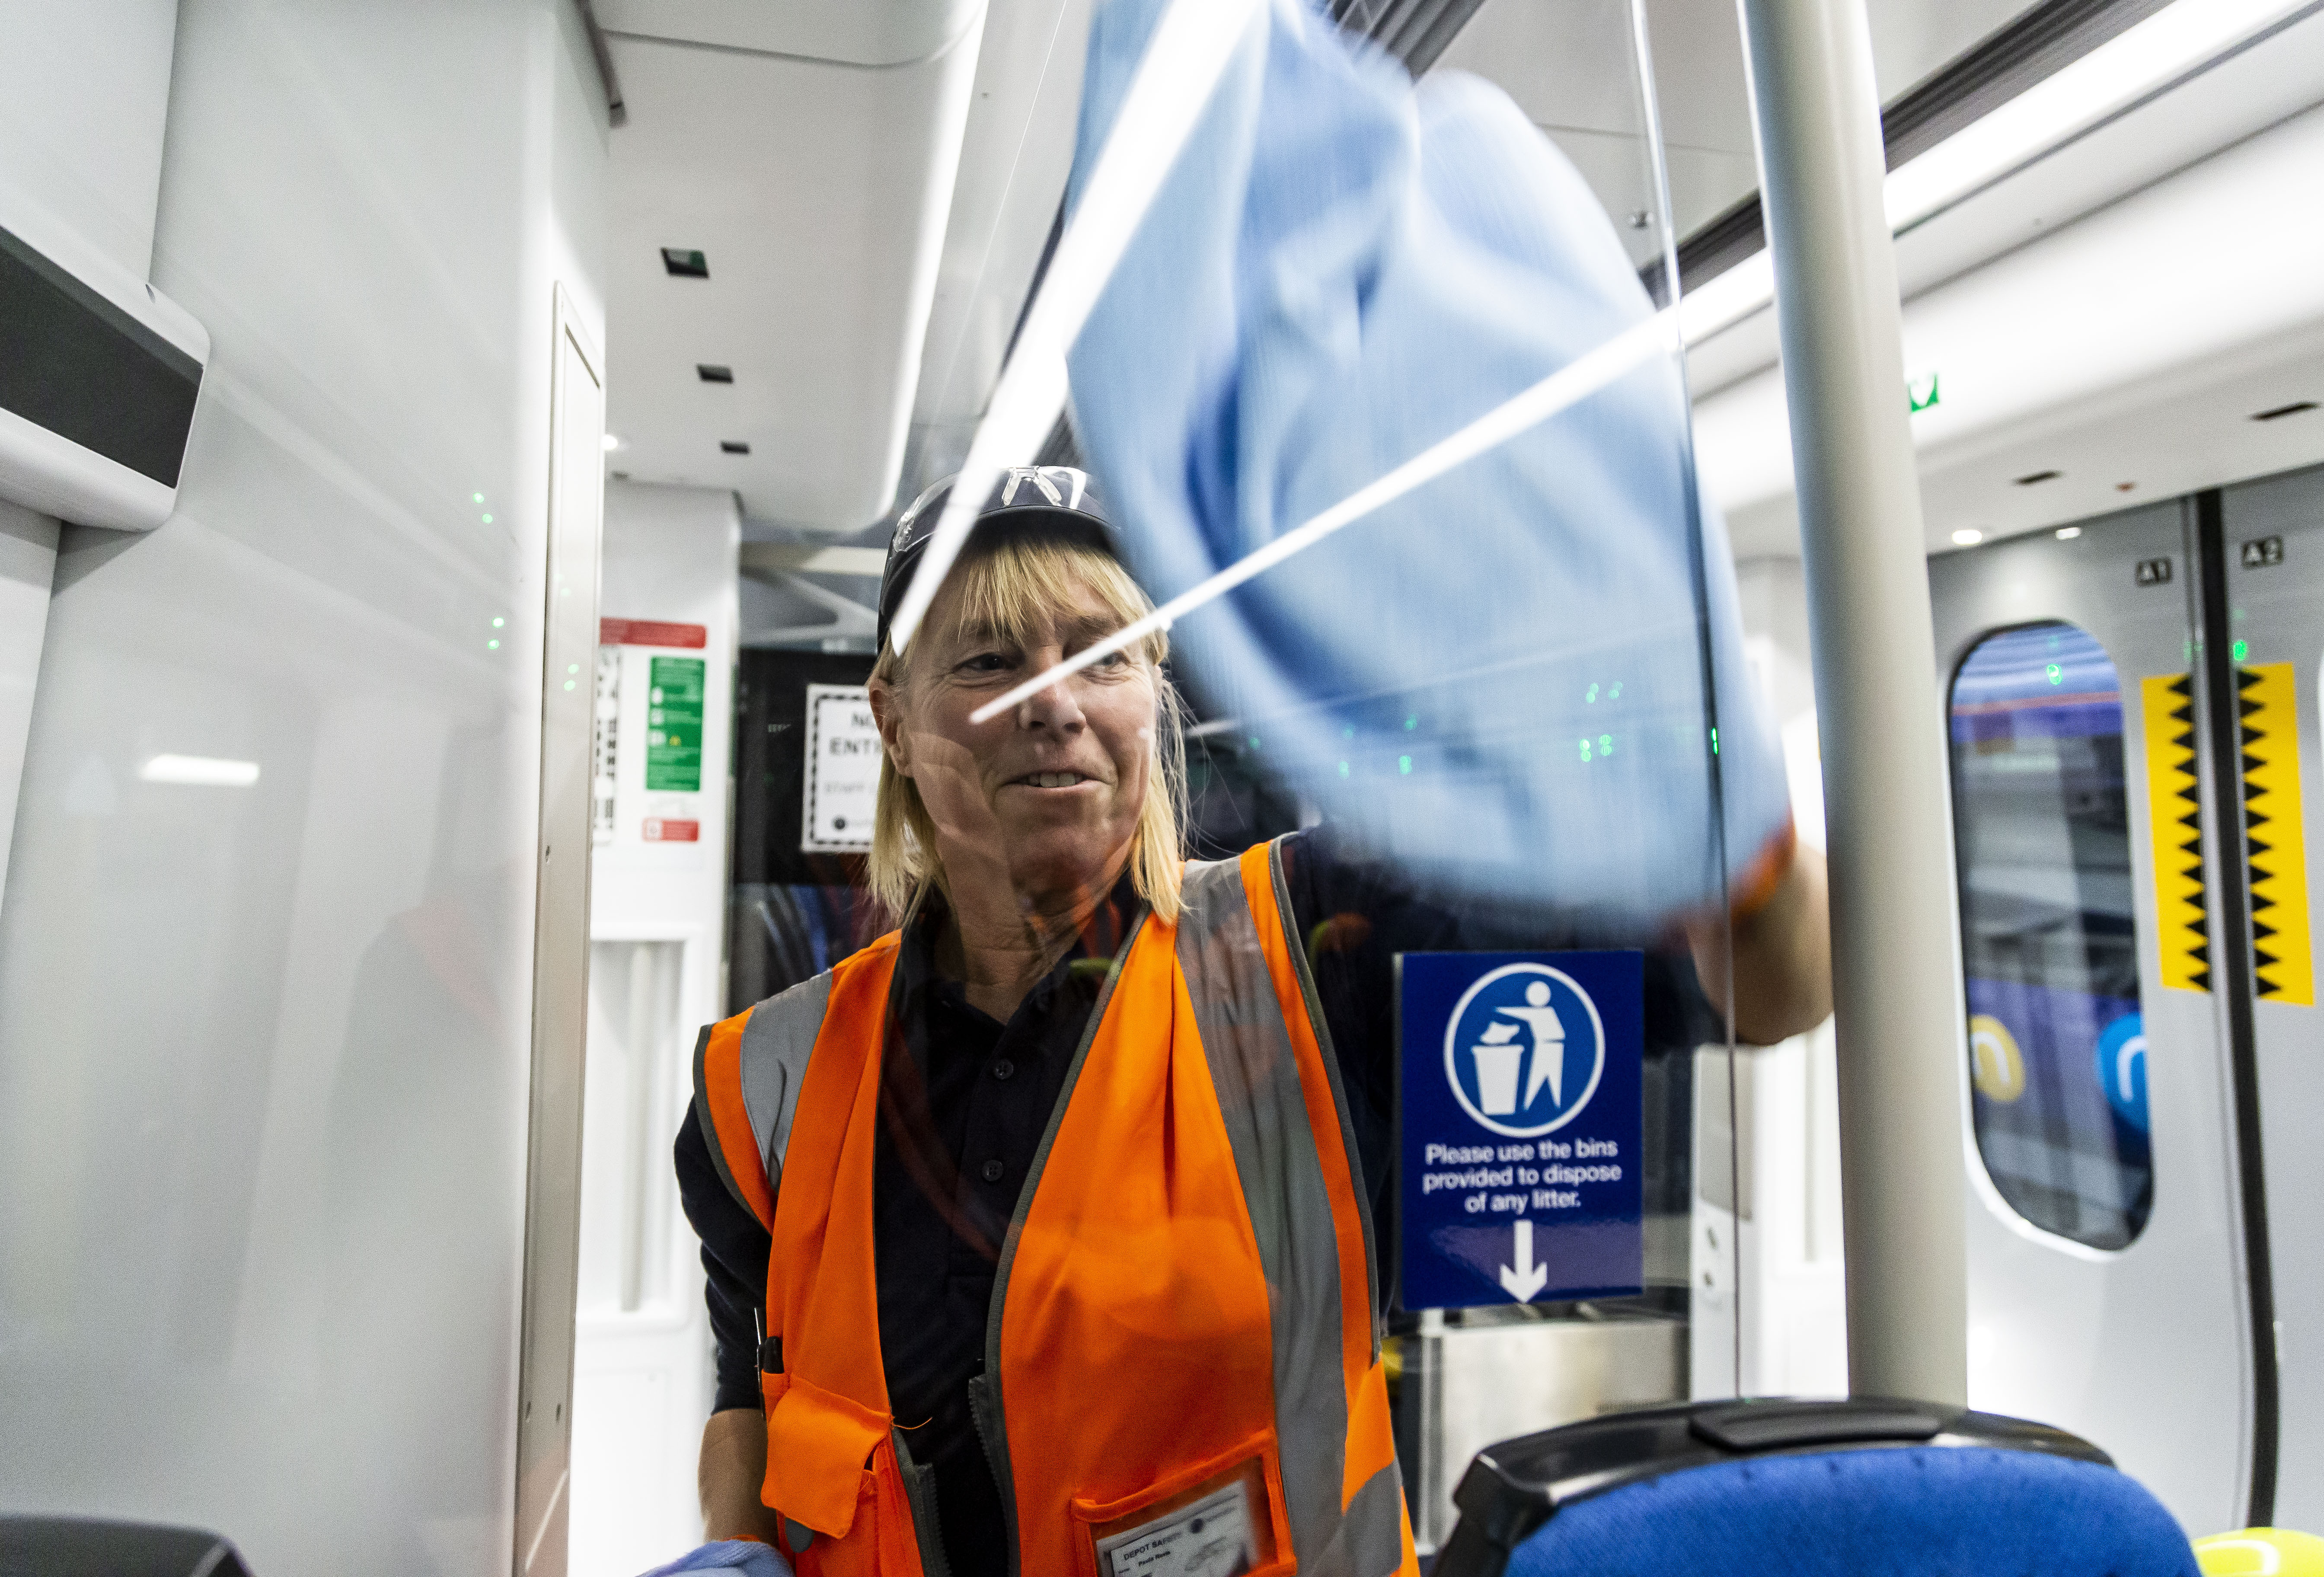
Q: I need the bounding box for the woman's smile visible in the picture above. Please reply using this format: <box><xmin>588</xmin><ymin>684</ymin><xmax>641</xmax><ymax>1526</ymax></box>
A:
<box><xmin>1002</xmin><ymin>769</ymin><xmax>1105</xmax><ymax>792</ymax></box>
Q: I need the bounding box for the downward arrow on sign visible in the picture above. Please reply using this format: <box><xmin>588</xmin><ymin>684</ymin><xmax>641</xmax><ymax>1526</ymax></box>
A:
<box><xmin>1499</xmin><ymin>1219</ymin><xmax>1549</xmax><ymax>1301</ymax></box>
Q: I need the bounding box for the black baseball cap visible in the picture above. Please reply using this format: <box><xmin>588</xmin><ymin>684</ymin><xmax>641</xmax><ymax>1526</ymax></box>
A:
<box><xmin>876</xmin><ymin>466</ymin><xmax>1118</xmax><ymax>652</ymax></box>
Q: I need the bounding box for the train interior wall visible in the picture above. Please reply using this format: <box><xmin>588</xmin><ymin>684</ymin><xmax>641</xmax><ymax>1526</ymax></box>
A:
<box><xmin>1</xmin><ymin>0</ymin><xmax>2322</xmax><ymax>1569</ymax></box>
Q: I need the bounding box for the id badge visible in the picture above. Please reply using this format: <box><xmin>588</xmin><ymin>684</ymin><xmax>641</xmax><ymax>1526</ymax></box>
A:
<box><xmin>1091</xmin><ymin>1477</ymin><xmax>1259</xmax><ymax>1577</ymax></box>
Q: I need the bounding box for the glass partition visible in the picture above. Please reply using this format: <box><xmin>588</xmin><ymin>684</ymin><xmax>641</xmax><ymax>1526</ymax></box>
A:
<box><xmin>719</xmin><ymin>0</ymin><xmax>1789</xmax><ymax>1563</ymax></box>
<box><xmin>1949</xmin><ymin>621</ymin><xmax>2152</xmax><ymax>1251</ymax></box>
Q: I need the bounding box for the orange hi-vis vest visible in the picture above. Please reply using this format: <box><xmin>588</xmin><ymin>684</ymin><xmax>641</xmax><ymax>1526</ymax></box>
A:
<box><xmin>694</xmin><ymin>839</ymin><xmax>1417</xmax><ymax>1577</ymax></box>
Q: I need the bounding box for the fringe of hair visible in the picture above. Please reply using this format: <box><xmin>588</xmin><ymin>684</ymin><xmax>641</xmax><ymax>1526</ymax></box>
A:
<box><xmin>866</xmin><ymin>538</ymin><xmax>1188</xmax><ymax>926</ymax></box>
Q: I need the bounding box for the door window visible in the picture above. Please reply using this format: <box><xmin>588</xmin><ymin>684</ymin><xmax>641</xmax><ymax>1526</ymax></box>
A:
<box><xmin>1950</xmin><ymin>622</ymin><xmax>2152</xmax><ymax>1249</ymax></box>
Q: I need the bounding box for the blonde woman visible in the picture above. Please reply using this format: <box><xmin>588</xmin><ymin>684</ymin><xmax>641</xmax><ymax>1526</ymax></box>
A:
<box><xmin>674</xmin><ymin>468</ymin><xmax>1829</xmax><ymax>1577</ymax></box>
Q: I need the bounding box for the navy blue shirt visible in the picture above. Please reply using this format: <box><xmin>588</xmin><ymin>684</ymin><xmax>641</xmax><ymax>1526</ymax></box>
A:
<box><xmin>674</xmin><ymin>830</ymin><xmax>1452</xmax><ymax>1573</ymax></box>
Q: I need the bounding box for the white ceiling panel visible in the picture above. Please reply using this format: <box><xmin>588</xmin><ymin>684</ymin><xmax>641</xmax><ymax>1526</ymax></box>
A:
<box><xmin>1435</xmin><ymin>0</ymin><xmax>2056</xmax><ymax>268</ymax></box>
<box><xmin>603</xmin><ymin>13</ymin><xmax>984</xmax><ymax>531</ymax></box>
<box><xmin>903</xmin><ymin>0</ymin><xmax>1094</xmax><ymax>497</ymax></box>
<box><xmin>1696</xmin><ymin>95</ymin><xmax>2324</xmax><ymax>557</ymax></box>
<box><xmin>595</xmin><ymin>0</ymin><xmax>983</xmax><ymax>67</ymax></box>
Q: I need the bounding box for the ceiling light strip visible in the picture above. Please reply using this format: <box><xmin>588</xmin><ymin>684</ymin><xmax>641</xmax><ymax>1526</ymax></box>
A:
<box><xmin>1884</xmin><ymin>0</ymin><xmax>2321</xmax><ymax>233</ymax></box>
<box><xmin>1686</xmin><ymin>0</ymin><xmax>2317</xmax><ymax>346</ymax></box>
<box><xmin>886</xmin><ymin>0</ymin><xmax>1268</xmax><ymax>654</ymax></box>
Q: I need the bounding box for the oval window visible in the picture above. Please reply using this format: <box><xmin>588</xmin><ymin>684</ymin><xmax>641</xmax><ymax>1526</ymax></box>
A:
<box><xmin>1949</xmin><ymin>621</ymin><xmax>2152</xmax><ymax>1249</ymax></box>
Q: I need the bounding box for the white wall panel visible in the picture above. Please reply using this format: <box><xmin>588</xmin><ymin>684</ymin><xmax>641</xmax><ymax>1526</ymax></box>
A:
<box><xmin>0</xmin><ymin>0</ymin><xmax>180</xmax><ymax>279</ymax></box>
<box><xmin>0</xmin><ymin>501</ymin><xmax>57</xmax><ymax>909</ymax></box>
<box><xmin>0</xmin><ymin>4</ymin><xmax>608</xmax><ymax>1573</ymax></box>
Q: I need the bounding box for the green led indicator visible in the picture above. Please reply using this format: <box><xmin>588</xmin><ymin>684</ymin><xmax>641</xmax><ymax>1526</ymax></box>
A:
<box><xmin>1599</xmin><ymin>734</ymin><xmax>1613</xmax><ymax>755</ymax></box>
<box><xmin>1579</xmin><ymin>738</ymin><xmax>1593</xmax><ymax>763</ymax></box>
<box><xmin>1337</xmin><ymin>760</ymin><xmax>1350</xmax><ymax>778</ymax></box>
<box><xmin>1248</xmin><ymin>736</ymin><xmax>1261</xmax><ymax>750</ymax></box>
<box><xmin>1398</xmin><ymin>755</ymin><xmax>1412</xmax><ymax>774</ymax></box>
<box><xmin>473</xmin><ymin>492</ymin><xmax>484</xmax><ymax>504</ymax></box>
<box><xmin>482</xmin><ymin>513</ymin><xmax>494</xmax><ymax>524</ymax></box>
<box><xmin>1404</xmin><ymin>715</ymin><xmax>1418</xmax><ymax>731</ymax></box>
<box><xmin>2233</xmin><ymin>640</ymin><xmax>2249</xmax><ymax>661</ymax></box>
<box><xmin>2046</xmin><ymin>663</ymin><xmax>2062</xmax><ymax>685</ymax></box>
<box><xmin>564</xmin><ymin>679</ymin><xmax>576</xmax><ymax>690</ymax></box>
<box><xmin>488</xmin><ymin>639</ymin><xmax>500</xmax><ymax>650</ymax></box>
<box><xmin>1710</xmin><ymin>727</ymin><xmax>1719</xmax><ymax>755</ymax></box>
<box><xmin>492</xmin><ymin>616</ymin><xmax>505</xmax><ymax>628</ymax></box>
<box><xmin>1585</xmin><ymin>683</ymin><xmax>1598</xmax><ymax>703</ymax></box>
<box><xmin>1609</xmin><ymin>682</ymin><xmax>1621</xmax><ymax>699</ymax></box>
<box><xmin>568</xmin><ymin>663</ymin><xmax>580</xmax><ymax>674</ymax></box>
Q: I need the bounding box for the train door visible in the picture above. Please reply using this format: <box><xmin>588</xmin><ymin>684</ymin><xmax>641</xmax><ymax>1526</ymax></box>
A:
<box><xmin>2218</xmin><ymin>466</ymin><xmax>2323</xmax><ymax>1531</ymax></box>
<box><xmin>1928</xmin><ymin>502</ymin><xmax>2258</xmax><ymax>1533</ymax></box>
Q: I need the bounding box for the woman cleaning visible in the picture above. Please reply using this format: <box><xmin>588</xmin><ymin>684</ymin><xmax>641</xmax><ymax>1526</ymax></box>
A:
<box><xmin>672</xmin><ymin>468</ymin><xmax>1829</xmax><ymax>1577</ymax></box>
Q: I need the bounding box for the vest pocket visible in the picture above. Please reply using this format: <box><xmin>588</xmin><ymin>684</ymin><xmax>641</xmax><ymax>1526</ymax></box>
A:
<box><xmin>762</xmin><ymin>1371</ymin><xmax>893</xmax><ymax>1541</ymax></box>
<box><xmin>1068</xmin><ymin>1431</ymin><xmax>1292</xmax><ymax>1577</ymax></box>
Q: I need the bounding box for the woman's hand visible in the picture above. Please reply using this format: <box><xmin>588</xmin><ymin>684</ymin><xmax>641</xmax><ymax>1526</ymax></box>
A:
<box><xmin>1686</xmin><ymin>837</ymin><xmax>1833</xmax><ymax>1046</ymax></box>
<box><xmin>698</xmin><ymin>1407</ymin><xmax>787</xmax><ymax>1546</ymax></box>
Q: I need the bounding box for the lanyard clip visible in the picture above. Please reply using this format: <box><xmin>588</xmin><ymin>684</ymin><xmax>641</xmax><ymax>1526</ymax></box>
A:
<box><xmin>753</xmin><ymin>1304</ymin><xmax>783</xmax><ymax>1375</ymax></box>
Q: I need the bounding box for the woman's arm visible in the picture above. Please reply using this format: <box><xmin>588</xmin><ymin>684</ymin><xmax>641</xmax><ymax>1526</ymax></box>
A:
<box><xmin>1688</xmin><ymin>840</ymin><xmax>1833</xmax><ymax>1046</ymax></box>
<box><xmin>700</xmin><ymin>1408</ymin><xmax>788</xmax><ymax>1544</ymax></box>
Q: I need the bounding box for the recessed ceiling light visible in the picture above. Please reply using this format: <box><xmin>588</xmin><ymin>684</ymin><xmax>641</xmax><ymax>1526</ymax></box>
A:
<box><xmin>2253</xmin><ymin>400</ymin><xmax>2317</xmax><ymax>421</ymax></box>
<box><xmin>697</xmin><ymin>364</ymin><xmax>735</xmax><ymax>383</ymax></box>
<box><xmin>661</xmin><ymin>248</ymin><xmax>709</xmax><ymax>278</ymax></box>
<box><xmin>2056</xmin><ymin>526</ymin><xmax>2082</xmax><ymax>540</ymax></box>
<box><xmin>720</xmin><ymin>441</ymin><xmax>751</xmax><ymax>455</ymax></box>
<box><xmin>601</xmin><ymin>433</ymin><xmax>622</xmax><ymax>452</ymax></box>
<box><xmin>2013</xmin><ymin>470</ymin><xmax>2061</xmax><ymax>486</ymax></box>
<box><xmin>1952</xmin><ymin>529</ymin><xmax>1984</xmax><ymax>546</ymax></box>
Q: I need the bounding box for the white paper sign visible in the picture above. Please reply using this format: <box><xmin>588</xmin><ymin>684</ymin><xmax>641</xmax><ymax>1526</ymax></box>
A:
<box><xmin>802</xmin><ymin>683</ymin><xmax>880</xmax><ymax>853</ymax></box>
<box><xmin>1095</xmin><ymin>1482</ymin><xmax>1257</xmax><ymax>1577</ymax></box>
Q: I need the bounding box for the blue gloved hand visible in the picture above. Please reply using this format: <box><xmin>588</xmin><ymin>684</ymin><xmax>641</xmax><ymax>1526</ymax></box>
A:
<box><xmin>638</xmin><ymin>1540</ymin><xmax>794</xmax><ymax>1577</ymax></box>
<box><xmin>1065</xmin><ymin>0</ymin><xmax>1791</xmax><ymax>928</ymax></box>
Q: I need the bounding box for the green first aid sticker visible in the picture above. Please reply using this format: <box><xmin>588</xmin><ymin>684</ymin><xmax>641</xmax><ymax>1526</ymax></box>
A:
<box><xmin>645</xmin><ymin>655</ymin><xmax>706</xmax><ymax>792</ymax></box>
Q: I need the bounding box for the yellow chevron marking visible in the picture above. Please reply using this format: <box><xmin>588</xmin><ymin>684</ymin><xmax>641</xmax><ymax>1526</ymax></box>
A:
<box><xmin>2238</xmin><ymin>662</ymin><xmax>2313</xmax><ymax>1007</ymax></box>
<box><xmin>2142</xmin><ymin>673</ymin><xmax>2210</xmax><ymax>993</ymax></box>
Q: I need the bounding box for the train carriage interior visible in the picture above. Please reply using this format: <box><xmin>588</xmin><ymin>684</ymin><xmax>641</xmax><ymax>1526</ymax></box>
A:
<box><xmin>2</xmin><ymin>0</ymin><xmax>2323</xmax><ymax>1574</ymax></box>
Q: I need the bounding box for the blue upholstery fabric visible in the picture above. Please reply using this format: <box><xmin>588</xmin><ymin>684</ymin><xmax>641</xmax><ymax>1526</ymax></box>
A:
<box><xmin>1504</xmin><ymin>1447</ymin><xmax>2199</xmax><ymax>1577</ymax></box>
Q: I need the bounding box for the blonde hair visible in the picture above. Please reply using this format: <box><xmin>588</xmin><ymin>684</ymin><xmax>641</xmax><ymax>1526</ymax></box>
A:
<box><xmin>868</xmin><ymin>535</ymin><xmax>1188</xmax><ymax>924</ymax></box>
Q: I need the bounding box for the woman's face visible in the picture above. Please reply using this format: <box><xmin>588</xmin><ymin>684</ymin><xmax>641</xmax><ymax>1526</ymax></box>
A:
<box><xmin>871</xmin><ymin>569</ymin><xmax>1156</xmax><ymax>911</ymax></box>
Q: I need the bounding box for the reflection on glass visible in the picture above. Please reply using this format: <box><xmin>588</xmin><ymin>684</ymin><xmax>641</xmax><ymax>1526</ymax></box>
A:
<box><xmin>1950</xmin><ymin>621</ymin><xmax>2151</xmax><ymax>1249</ymax></box>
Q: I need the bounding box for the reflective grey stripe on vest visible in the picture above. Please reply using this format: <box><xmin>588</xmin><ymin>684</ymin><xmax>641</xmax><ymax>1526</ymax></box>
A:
<box><xmin>694</xmin><ymin>971</ymin><xmax>832</xmax><ymax>1219</ymax></box>
<box><xmin>1175</xmin><ymin>849</ymin><xmax>1396</xmax><ymax>1577</ymax></box>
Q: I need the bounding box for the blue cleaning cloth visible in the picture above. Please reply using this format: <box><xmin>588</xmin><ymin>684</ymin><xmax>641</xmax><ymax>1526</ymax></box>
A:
<box><xmin>638</xmin><ymin>1540</ymin><xmax>793</xmax><ymax>1577</ymax></box>
<box><xmin>1064</xmin><ymin>0</ymin><xmax>1791</xmax><ymax>927</ymax></box>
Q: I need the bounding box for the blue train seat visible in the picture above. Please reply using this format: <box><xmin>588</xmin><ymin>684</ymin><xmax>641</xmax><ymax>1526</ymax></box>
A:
<box><xmin>0</xmin><ymin>1516</ymin><xmax>253</xmax><ymax>1576</ymax></box>
<box><xmin>1433</xmin><ymin>1397</ymin><xmax>2197</xmax><ymax>1577</ymax></box>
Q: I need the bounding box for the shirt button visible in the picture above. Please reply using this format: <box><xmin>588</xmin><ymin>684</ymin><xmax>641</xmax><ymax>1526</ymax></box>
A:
<box><xmin>980</xmin><ymin>1159</ymin><xmax>1006</xmax><ymax>1184</ymax></box>
<box><xmin>991</xmin><ymin>1059</ymin><xmax>1016</xmax><ymax>1082</ymax></box>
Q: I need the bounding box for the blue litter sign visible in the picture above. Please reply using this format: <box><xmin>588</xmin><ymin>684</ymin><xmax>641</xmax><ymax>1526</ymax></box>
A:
<box><xmin>1398</xmin><ymin>951</ymin><xmax>1644</xmax><ymax>1309</ymax></box>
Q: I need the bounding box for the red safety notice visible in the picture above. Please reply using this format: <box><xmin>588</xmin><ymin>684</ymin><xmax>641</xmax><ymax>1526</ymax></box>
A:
<box><xmin>642</xmin><ymin>818</ymin><xmax>701</xmax><ymax>843</ymax></box>
<box><xmin>600</xmin><ymin>618</ymin><xmax>707</xmax><ymax>649</ymax></box>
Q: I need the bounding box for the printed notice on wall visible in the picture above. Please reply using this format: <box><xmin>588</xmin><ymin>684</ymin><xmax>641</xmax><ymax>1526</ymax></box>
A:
<box><xmin>803</xmin><ymin>683</ymin><xmax>880</xmax><ymax>853</ymax></box>
<box><xmin>1397</xmin><ymin>950</ymin><xmax>1644</xmax><ymax>1310</ymax></box>
<box><xmin>645</xmin><ymin>655</ymin><xmax>706</xmax><ymax>792</ymax></box>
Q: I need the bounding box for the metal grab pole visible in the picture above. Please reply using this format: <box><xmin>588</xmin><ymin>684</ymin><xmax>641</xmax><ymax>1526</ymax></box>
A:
<box><xmin>1736</xmin><ymin>0</ymin><xmax>1969</xmax><ymax>1405</ymax></box>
